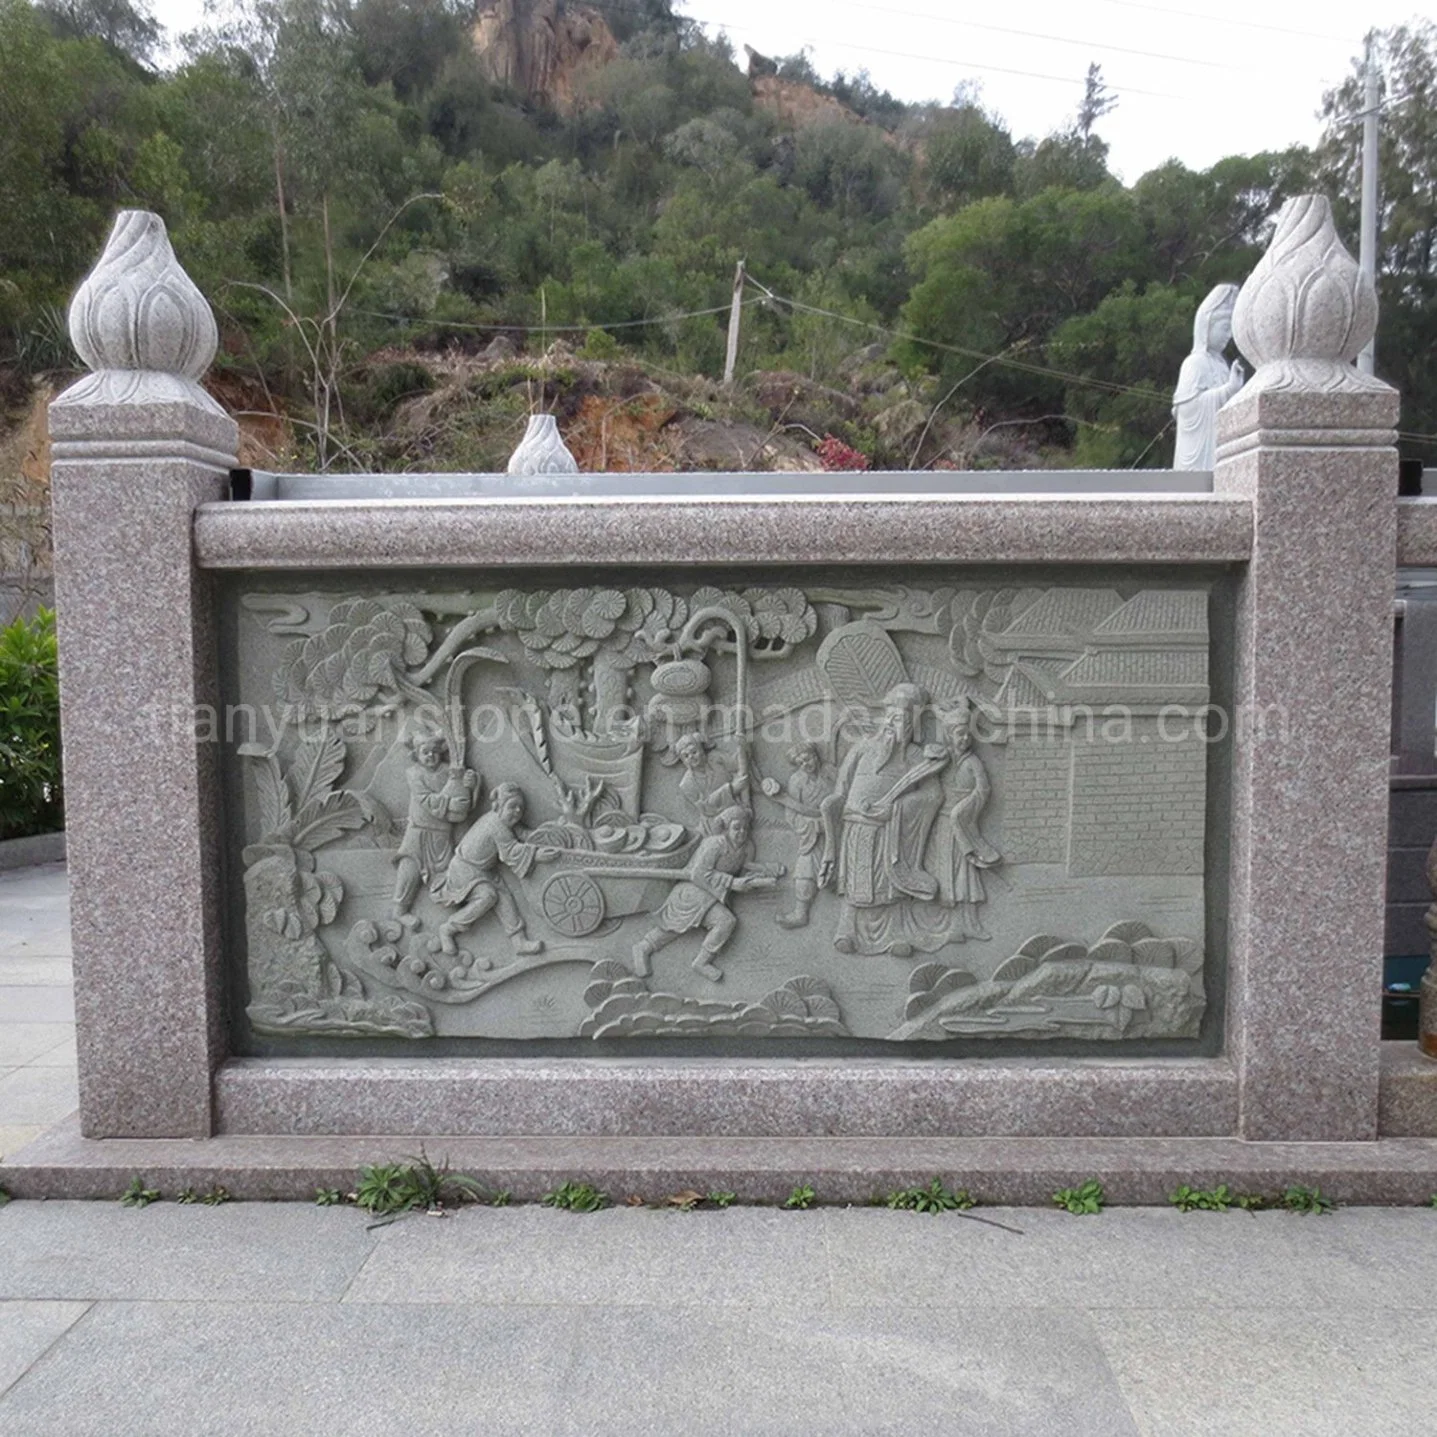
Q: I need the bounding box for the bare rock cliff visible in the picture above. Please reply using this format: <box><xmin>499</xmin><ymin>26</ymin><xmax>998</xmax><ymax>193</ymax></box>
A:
<box><xmin>471</xmin><ymin>0</ymin><xmax>619</xmax><ymax>113</ymax></box>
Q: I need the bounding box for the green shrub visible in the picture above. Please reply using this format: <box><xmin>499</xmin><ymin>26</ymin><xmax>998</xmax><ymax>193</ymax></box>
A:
<box><xmin>0</xmin><ymin>608</ymin><xmax>62</xmax><ymax>839</ymax></box>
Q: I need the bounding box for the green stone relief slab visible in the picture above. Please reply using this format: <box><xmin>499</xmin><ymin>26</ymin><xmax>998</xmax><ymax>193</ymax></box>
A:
<box><xmin>226</xmin><ymin>578</ymin><xmax>1210</xmax><ymax>1044</ymax></box>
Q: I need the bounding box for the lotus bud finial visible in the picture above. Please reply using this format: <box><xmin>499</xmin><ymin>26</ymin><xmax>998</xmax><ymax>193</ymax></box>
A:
<box><xmin>1231</xmin><ymin>194</ymin><xmax>1387</xmax><ymax>395</ymax></box>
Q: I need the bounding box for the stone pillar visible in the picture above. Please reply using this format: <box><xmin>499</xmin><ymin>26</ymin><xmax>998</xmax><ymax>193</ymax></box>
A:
<box><xmin>1215</xmin><ymin>195</ymin><xmax>1399</xmax><ymax>1141</ymax></box>
<box><xmin>49</xmin><ymin>212</ymin><xmax>238</xmax><ymax>1137</ymax></box>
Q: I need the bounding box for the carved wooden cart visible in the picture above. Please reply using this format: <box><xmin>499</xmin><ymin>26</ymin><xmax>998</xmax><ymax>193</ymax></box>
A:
<box><xmin>522</xmin><ymin>834</ymin><xmax>702</xmax><ymax>939</ymax></box>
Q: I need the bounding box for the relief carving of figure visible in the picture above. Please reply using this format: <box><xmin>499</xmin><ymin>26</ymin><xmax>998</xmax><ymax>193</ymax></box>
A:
<box><xmin>433</xmin><ymin>782</ymin><xmax>556</xmax><ymax>956</ymax></box>
<box><xmin>819</xmin><ymin>683</ymin><xmax>949</xmax><ymax>957</ymax></box>
<box><xmin>931</xmin><ymin>701</ymin><xmax>1001</xmax><ymax>940</ymax></box>
<box><xmin>1172</xmin><ymin>282</ymin><xmax>1246</xmax><ymax>471</ymax></box>
<box><xmin>631</xmin><ymin>805</ymin><xmax>777</xmax><ymax>981</ymax></box>
<box><xmin>673</xmin><ymin>731</ymin><xmax>750</xmax><ymax>835</ymax></box>
<box><xmin>760</xmin><ymin>742</ymin><xmax>829</xmax><ymax>929</ymax></box>
<box><xmin>392</xmin><ymin>721</ymin><xmax>479</xmax><ymax>920</ymax></box>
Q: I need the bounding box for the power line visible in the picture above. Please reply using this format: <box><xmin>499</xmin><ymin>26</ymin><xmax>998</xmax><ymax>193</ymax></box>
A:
<box><xmin>1081</xmin><ymin>0</ymin><xmax>1354</xmax><ymax>44</ymax></box>
<box><xmin>807</xmin><ymin>0</ymin><xmax>1262</xmax><ymax>74</ymax></box>
<box><xmin>742</xmin><ymin>273</ymin><xmax>1174</xmax><ymax>404</ymax></box>
<box><xmin>592</xmin><ymin>1</ymin><xmax>1196</xmax><ymax>100</ymax></box>
<box><xmin>349</xmin><ymin>300</ymin><xmax>748</xmax><ymax>334</ymax></box>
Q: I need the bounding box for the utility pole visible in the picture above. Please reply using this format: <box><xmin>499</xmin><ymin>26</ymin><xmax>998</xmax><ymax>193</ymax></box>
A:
<box><xmin>1358</xmin><ymin>34</ymin><xmax>1380</xmax><ymax>377</ymax></box>
<box><xmin>723</xmin><ymin>259</ymin><xmax>745</xmax><ymax>387</ymax></box>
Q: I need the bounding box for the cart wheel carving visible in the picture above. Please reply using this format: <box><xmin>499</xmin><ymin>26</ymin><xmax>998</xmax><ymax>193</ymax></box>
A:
<box><xmin>541</xmin><ymin>871</ymin><xmax>607</xmax><ymax>937</ymax></box>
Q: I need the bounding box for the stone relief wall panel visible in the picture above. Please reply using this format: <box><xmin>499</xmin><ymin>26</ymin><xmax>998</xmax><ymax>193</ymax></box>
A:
<box><xmin>999</xmin><ymin>737</ymin><xmax>1072</xmax><ymax>865</ymax></box>
<box><xmin>1067</xmin><ymin>725</ymin><xmax>1208</xmax><ymax>878</ymax></box>
<box><xmin>223</xmin><ymin>576</ymin><xmax>1214</xmax><ymax>1046</ymax></box>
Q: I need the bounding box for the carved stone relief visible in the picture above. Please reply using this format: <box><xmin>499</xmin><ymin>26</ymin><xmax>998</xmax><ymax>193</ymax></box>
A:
<box><xmin>229</xmin><ymin>578</ymin><xmax>1211</xmax><ymax>1043</ymax></box>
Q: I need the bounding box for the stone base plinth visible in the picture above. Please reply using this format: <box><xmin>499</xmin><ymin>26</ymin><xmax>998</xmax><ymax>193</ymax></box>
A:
<box><xmin>8</xmin><ymin>1117</ymin><xmax>1437</xmax><ymax>1206</ymax></box>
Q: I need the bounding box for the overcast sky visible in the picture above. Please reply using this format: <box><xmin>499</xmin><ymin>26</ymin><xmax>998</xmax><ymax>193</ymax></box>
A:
<box><xmin>148</xmin><ymin>0</ymin><xmax>1423</xmax><ymax>182</ymax></box>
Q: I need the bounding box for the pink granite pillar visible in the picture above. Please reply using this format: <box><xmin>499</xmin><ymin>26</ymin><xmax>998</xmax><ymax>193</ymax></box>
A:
<box><xmin>49</xmin><ymin>212</ymin><xmax>237</xmax><ymax>1137</ymax></box>
<box><xmin>1214</xmin><ymin>196</ymin><xmax>1399</xmax><ymax>1141</ymax></box>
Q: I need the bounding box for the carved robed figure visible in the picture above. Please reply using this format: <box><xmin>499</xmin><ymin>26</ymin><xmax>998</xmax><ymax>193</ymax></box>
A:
<box><xmin>1172</xmin><ymin>283</ymin><xmax>1246</xmax><ymax>471</ymax></box>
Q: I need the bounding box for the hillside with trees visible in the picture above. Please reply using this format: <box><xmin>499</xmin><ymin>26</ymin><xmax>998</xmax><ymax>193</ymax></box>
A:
<box><xmin>1</xmin><ymin>0</ymin><xmax>1433</xmax><ymax>479</ymax></box>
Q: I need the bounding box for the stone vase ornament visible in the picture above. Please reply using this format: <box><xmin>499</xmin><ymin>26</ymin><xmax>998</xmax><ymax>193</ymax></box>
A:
<box><xmin>56</xmin><ymin>209</ymin><xmax>224</xmax><ymax>413</ymax></box>
<box><xmin>506</xmin><ymin>413</ymin><xmax>578</xmax><ymax>476</ymax></box>
<box><xmin>1230</xmin><ymin>194</ymin><xmax>1385</xmax><ymax>396</ymax></box>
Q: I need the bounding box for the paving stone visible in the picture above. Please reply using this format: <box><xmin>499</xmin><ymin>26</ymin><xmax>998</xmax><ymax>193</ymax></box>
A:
<box><xmin>1093</xmin><ymin>1307</ymin><xmax>1437</xmax><ymax>1436</ymax></box>
<box><xmin>0</xmin><ymin>1067</ymin><xmax>76</xmax><ymax>1125</ymax></box>
<box><xmin>0</xmin><ymin>1126</ymin><xmax>45</xmax><ymax>1162</ymax></box>
<box><xmin>0</xmin><ymin>931</ymin><xmax>74</xmax><ymax>961</ymax></box>
<box><xmin>0</xmin><ymin>1301</ymin><xmax>572</xmax><ymax>1435</ymax></box>
<box><xmin>0</xmin><ymin>1202</ymin><xmax>379</xmax><ymax>1302</ymax></box>
<box><xmin>0</xmin><ymin>1023</ymin><xmax>74</xmax><ymax>1067</ymax></box>
<box><xmin>0</xmin><ymin>1301</ymin><xmax>90</xmax><ymax>1399</ymax></box>
<box><xmin>345</xmin><ymin>1204</ymin><xmax>832</xmax><ymax>1308</ymax></box>
<box><xmin>0</xmin><ymin>1299</ymin><xmax>1138</xmax><ymax>1436</ymax></box>
<box><xmin>823</xmin><ymin>1207</ymin><xmax>1341</xmax><ymax>1310</ymax></box>
<box><xmin>0</xmin><ymin>959</ymin><xmax>74</xmax><ymax>986</ymax></box>
<box><xmin>0</xmin><ymin>988</ymin><xmax>74</xmax><ymax>1024</ymax></box>
<box><xmin>24</xmin><ymin>1034</ymin><xmax>76</xmax><ymax>1068</ymax></box>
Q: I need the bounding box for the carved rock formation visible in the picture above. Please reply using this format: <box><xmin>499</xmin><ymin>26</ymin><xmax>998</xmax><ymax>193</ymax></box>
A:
<box><xmin>471</xmin><ymin>0</ymin><xmax>619</xmax><ymax>114</ymax></box>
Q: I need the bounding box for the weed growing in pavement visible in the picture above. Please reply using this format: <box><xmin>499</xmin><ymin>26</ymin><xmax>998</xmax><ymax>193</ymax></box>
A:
<box><xmin>1280</xmin><ymin>1184</ymin><xmax>1335</xmax><ymax>1215</ymax></box>
<box><xmin>1169</xmin><ymin>1184</ymin><xmax>1233</xmax><ymax>1213</ymax></box>
<box><xmin>886</xmin><ymin>1178</ymin><xmax>976</xmax><ymax>1213</ymax></box>
<box><xmin>541</xmin><ymin>1181</ymin><xmax>609</xmax><ymax>1213</ymax></box>
<box><xmin>353</xmin><ymin>1152</ymin><xmax>486</xmax><ymax>1218</ymax></box>
<box><xmin>784</xmin><ymin>1183</ymin><xmax>817</xmax><ymax>1210</ymax></box>
<box><xmin>120</xmin><ymin>1176</ymin><xmax>161</xmax><ymax>1208</ymax></box>
<box><xmin>1052</xmin><ymin>1180</ymin><xmax>1105</xmax><ymax>1215</ymax></box>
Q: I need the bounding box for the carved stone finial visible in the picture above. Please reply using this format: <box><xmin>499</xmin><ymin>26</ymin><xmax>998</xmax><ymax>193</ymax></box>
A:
<box><xmin>1231</xmin><ymin>194</ymin><xmax>1386</xmax><ymax>396</ymax></box>
<box><xmin>506</xmin><ymin>412</ymin><xmax>579</xmax><ymax>476</ymax></box>
<box><xmin>54</xmin><ymin>209</ymin><xmax>223</xmax><ymax>413</ymax></box>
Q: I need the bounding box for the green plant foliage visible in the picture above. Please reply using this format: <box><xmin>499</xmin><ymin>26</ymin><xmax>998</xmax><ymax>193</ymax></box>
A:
<box><xmin>541</xmin><ymin>1180</ymin><xmax>610</xmax><ymax>1213</ymax></box>
<box><xmin>314</xmin><ymin>1187</ymin><xmax>343</xmax><ymax>1206</ymax></box>
<box><xmin>886</xmin><ymin>1177</ymin><xmax>975</xmax><ymax>1213</ymax></box>
<box><xmin>0</xmin><ymin>1185</ymin><xmax>11</xmax><ymax>1206</ymax></box>
<box><xmin>353</xmin><ymin>1152</ymin><xmax>485</xmax><ymax>1215</ymax></box>
<box><xmin>1280</xmin><ymin>1184</ymin><xmax>1335</xmax><ymax>1216</ymax></box>
<box><xmin>0</xmin><ymin>609</ymin><xmax>62</xmax><ymax>841</ymax></box>
<box><xmin>1236</xmin><ymin>1193</ymin><xmax>1266</xmax><ymax>1212</ymax></box>
<box><xmin>1168</xmin><ymin>1184</ymin><xmax>1232</xmax><ymax>1213</ymax></box>
<box><xmin>783</xmin><ymin>1183</ymin><xmax>817</xmax><ymax>1210</ymax></box>
<box><xmin>707</xmin><ymin>1190</ymin><xmax>736</xmax><ymax>1208</ymax></box>
<box><xmin>120</xmin><ymin>1175</ymin><xmax>160</xmax><ymax>1208</ymax></box>
<box><xmin>1052</xmin><ymin>1179</ymin><xmax>1105</xmax><ymax>1215</ymax></box>
<box><xmin>3</xmin><ymin>5</ymin><xmax>1436</xmax><ymax>468</ymax></box>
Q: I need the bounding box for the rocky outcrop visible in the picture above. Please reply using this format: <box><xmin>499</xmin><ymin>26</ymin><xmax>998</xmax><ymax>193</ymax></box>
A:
<box><xmin>751</xmin><ymin>75</ymin><xmax>867</xmax><ymax>133</ymax></box>
<box><xmin>471</xmin><ymin>0</ymin><xmax>619</xmax><ymax>114</ymax></box>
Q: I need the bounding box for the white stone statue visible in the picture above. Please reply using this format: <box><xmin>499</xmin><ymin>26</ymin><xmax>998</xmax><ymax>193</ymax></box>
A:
<box><xmin>1172</xmin><ymin>283</ymin><xmax>1246</xmax><ymax>471</ymax></box>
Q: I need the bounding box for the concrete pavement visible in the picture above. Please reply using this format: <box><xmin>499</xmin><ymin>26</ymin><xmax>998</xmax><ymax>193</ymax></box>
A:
<box><xmin>1</xmin><ymin>861</ymin><xmax>1435</xmax><ymax>1434</ymax></box>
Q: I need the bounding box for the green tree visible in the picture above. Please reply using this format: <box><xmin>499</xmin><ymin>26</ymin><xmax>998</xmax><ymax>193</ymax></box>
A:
<box><xmin>898</xmin><ymin>186</ymin><xmax>1144</xmax><ymax>409</ymax></box>
<box><xmin>1048</xmin><ymin>281</ymin><xmax>1196</xmax><ymax>467</ymax></box>
<box><xmin>37</xmin><ymin>0</ymin><xmax>160</xmax><ymax>65</ymax></box>
<box><xmin>1319</xmin><ymin>22</ymin><xmax>1437</xmax><ymax>451</ymax></box>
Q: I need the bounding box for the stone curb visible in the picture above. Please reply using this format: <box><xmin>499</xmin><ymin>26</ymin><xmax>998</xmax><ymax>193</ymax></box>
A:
<box><xmin>0</xmin><ymin>832</ymin><xmax>65</xmax><ymax>873</ymax></box>
<box><xmin>6</xmin><ymin>1119</ymin><xmax>1437</xmax><ymax>1205</ymax></box>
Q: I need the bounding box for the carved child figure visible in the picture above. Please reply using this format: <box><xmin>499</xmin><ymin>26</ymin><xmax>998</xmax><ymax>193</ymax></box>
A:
<box><xmin>631</xmin><ymin>805</ymin><xmax>777</xmax><ymax>982</ymax></box>
<box><xmin>760</xmin><ymin>742</ymin><xmax>829</xmax><ymax>928</ymax></box>
<box><xmin>392</xmin><ymin>723</ymin><xmax>478</xmax><ymax>921</ymax></box>
<box><xmin>433</xmin><ymin>783</ymin><xmax>556</xmax><ymax>957</ymax></box>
